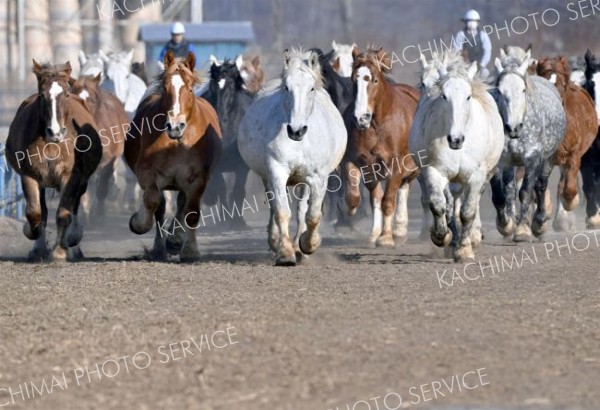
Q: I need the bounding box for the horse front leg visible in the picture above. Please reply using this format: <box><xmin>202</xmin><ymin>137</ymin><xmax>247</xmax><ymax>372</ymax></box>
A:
<box><xmin>293</xmin><ymin>183</ymin><xmax>309</xmax><ymax>259</ymax></box>
<box><xmin>393</xmin><ymin>182</ymin><xmax>410</xmax><ymax>245</ymax></box>
<box><xmin>53</xmin><ymin>174</ymin><xmax>85</xmax><ymax>260</ymax></box>
<box><xmin>490</xmin><ymin>166</ymin><xmax>516</xmax><ymax>238</ymax></box>
<box><xmin>423</xmin><ymin>168</ymin><xmax>451</xmax><ymax>248</ymax></box>
<box><xmin>365</xmin><ymin>180</ymin><xmax>384</xmax><ymax>246</ymax></box>
<box><xmin>515</xmin><ymin>155</ymin><xmax>542</xmax><ymax>242</ymax></box>
<box><xmin>454</xmin><ymin>176</ymin><xmax>485</xmax><ymax>262</ymax></box>
<box><xmin>418</xmin><ymin>175</ymin><xmax>432</xmax><ymax>241</ymax></box>
<box><xmin>581</xmin><ymin>151</ymin><xmax>600</xmax><ymax>228</ymax></box>
<box><xmin>130</xmin><ymin>171</ymin><xmax>162</xmax><ymax>235</ymax></box>
<box><xmin>268</xmin><ymin>168</ymin><xmax>296</xmax><ymax>266</ymax></box>
<box><xmin>339</xmin><ymin>161</ymin><xmax>361</xmax><ymax>218</ymax></box>
<box><xmin>92</xmin><ymin>158</ymin><xmax>118</xmax><ymax>221</ymax></box>
<box><xmin>299</xmin><ymin>177</ymin><xmax>327</xmax><ymax>255</ymax></box>
<box><xmin>22</xmin><ymin>176</ymin><xmax>50</xmax><ymax>261</ymax></box>
<box><xmin>532</xmin><ymin>159</ymin><xmax>554</xmax><ymax>237</ymax></box>
<box><xmin>378</xmin><ymin>169</ymin><xmax>404</xmax><ymax>248</ymax></box>
<box><xmin>179</xmin><ymin>178</ymin><xmax>210</xmax><ymax>262</ymax></box>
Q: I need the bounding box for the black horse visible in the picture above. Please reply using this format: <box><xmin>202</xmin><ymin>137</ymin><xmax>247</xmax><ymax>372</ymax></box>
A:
<box><xmin>201</xmin><ymin>59</ymin><xmax>255</xmax><ymax>229</ymax></box>
<box><xmin>581</xmin><ymin>50</ymin><xmax>600</xmax><ymax>228</ymax></box>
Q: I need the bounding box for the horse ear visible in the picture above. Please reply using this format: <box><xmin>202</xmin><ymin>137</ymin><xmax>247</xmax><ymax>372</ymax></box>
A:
<box><xmin>98</xmin><ymin>50</ymin><xmax>110</xmax><ymax>63</ymax></box>
<box><xmin>252</xmin><ymin>55</ymin><xmax>260</xmax><ymax>67</ymax></box>
<box><xmin>185</xmin><ymin>52</ymin><xmax>196</xmax><ymax>71</ymax></box>
<box><xmin>332</xmin><ymin>40</ymin><xmax>338</xmax><ymax>51</ymax></box>
<box><xmin>209</xmin><ymin>54</ymin><xmax>221</xmax><ymax>67</ymax></box>
<box><xmin>126</xmin><ymin>49</ymin><xmax>134</xmax><ymax>64</ymax></box>
<box><xmin>32</xmin><ymin>59</ymin><xmax>43</xmax><ymax>75</ymax></box>
<box><xmin>419</xmin><ymin>54</ymin><xmax>428</xmax><ymax>69</ymax></box>
<box><xmin>235</xmin><ymin>54</ymin><xmax>244</xmax><ymax>71</ymax></box>
<box><xmin>526</xmin><ymin>43</ymin><xmax>533</xmax><ymax>54</ymax></box>
<box><xmin>517</xmin><ymin>55</ymin><xmax>530</xmax><ymax>76</ymax></box>
<box><xmin>157</xmin><ymin>60</ymin><xmax>165</xmax><ymax>71</ymax></box>
<box><xmin>93</xmin><ymin>72</ymin><xmax>102</xmax><ymax>84</ymax></box>
<box><xmin>308</xmin><ymin>51</ymin><xmax>319</xmax><ymax>71</ymax></box>
<box><xmin>500</xmin><ymin>48</ymin><xmax>507</xmax><ymax>59</ymax></box>
<box><xmin>467</xmin><ymin>61</ymin><xmax>478</xmax><ymax>80</ymax></box>
<box><xmin>63</xmin><ymin>61</ymin><xmax>72</xmax><ymax>77</ymax></box>
<box><xmin>283</xmin><ymin>49</ymin><xmax>291</xmax><ymax>68</ymax></box>
<box><xmin>164</xmin><ymin>49</ymin><xmax>175</xmax><ymax>68</ymax></box>
<box><xmin>495</xmin><ymin>57</ymin><xmax>504</xmax><ymax>74</ymax></box>
<box><xmin>585</xmin><ymin>49</ymin><xmax>593</xmax><ymax>65</ymax></box>
<box><xmin>79</xmin><ymin>50</ymin><xmax>87</xmax><ymax>65</ymax></box>
<box><xmin>352</xmin><ymin>46</ymin><xmax>361</xmax><ymax>61</ymax></box>
<box><xmin>332</xmin><ymin>57</ymin><xmax>341</xmax><ymax>72</ymax></box>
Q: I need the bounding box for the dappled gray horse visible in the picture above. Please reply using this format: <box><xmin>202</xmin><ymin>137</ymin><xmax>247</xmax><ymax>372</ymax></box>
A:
<box><xmin>491</xmin><ymin>53</ymin><xmax>566</xmax><ymax>242</ymax></box>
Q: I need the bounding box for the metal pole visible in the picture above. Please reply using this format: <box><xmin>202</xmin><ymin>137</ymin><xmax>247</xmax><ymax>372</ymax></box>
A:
<box><xmin>17</xmin><ymin>0</ymin><xmax>25</xmax><ymax>82</ymax></box>
<box><xmin>191</xmin><ymin>0</ymin><xmax>203</xmax><ymax>23</ymax></box>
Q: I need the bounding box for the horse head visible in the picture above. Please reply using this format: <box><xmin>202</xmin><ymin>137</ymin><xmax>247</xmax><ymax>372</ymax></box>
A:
<box><xmin>281</xmin><ymin>48</ymin><xmax>323</xmax><ymax>141</ymax></box>
<box><xmin>330</xmin><ymin>40</ymin><xmax>357</xmax><ymax>78</ymax></box>
<box><xmin>32</xmin><ymin>60</ymin><xmax>73</xmax><ymax>142</ymax></box>
<box><xmin>351</xmin><ymin>46</ymin><xmax>391</xmax><ymax>130</ymax></box>
<box><xmin>495</xmin><ymin>52</ymin><xmax>532</xmax><ymax>138</ymax></box>
<box><xmin>79</xmin><ymin>51</ymin><xmax>105</xmax><ymax>80</ymax></box>
<box><xmin>70</xmin><ymin>73</ymin><xmax>102</xmax><ymax>113</ymax></box>
<box><xmin>239</xmin><ymin>55</ymin><xmax>264</xmax><ymax>92</ymax></box>
<box><xmin>536</xmin><ymin>56</ymin><xmax>570</xmax><ymax>99</ymax></box>
<box><xmin>161</xmin><ymin>49</ymin><xmax>198</xmax><ymax>140</ymax></box>
<box><xmin>100</xmin><ymin>49</ymin><xmax>134</xmax><ymax>104</ymax></box>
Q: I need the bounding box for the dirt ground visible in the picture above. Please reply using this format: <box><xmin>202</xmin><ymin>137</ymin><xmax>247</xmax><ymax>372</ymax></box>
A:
<box><xmin>0</xmin><ymin>187</ymin><xmax>599</xmax><ymax>410</ymax></box>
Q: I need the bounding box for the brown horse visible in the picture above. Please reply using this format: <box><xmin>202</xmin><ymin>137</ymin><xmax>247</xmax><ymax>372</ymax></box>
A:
<box><xmin>240</xmin><ymin>55</ymin><xmax>264</xmax><ymax>93</ymax></box>
<box><xmin>5</xmin><ymin>61</ymin><xmax>102</xmax><ymax>261</ymax></box>
<box><xmin>536</xmin><ymin>56</ymin><xmax>597</xmax><ymax>231</ymax></box>
<box><xmin>340</xmin><ymin>47</ymin><xmax>420</xmax><ymax>247</ymax></box>
<box><xmin>125</xmin><ymin>50</ymin><xmax>222</xmax><ymax>261</ymax></box>
<box><xmin>70</xmin><ymin>73</ymin><xmax>128</xmax><ymax>221</ymax></box>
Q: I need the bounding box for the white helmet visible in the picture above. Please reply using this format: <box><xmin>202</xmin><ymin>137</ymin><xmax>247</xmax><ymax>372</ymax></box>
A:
<box><xmin>171</xmin><ymin>22</ymin><xmax>185</xmax><ymax>35</ymax></box>
<box><xmin>462</xmin><ymin>9</ymin><xmax>481</xmax><ymax>21</ymax></box>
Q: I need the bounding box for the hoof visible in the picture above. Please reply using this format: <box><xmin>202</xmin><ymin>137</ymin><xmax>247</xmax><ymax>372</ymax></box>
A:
<box><xmin>27</xmin><ymin>247</ymin><xmax>51</xmax><ymax>262</ymax></box>
<box><xmin>532</xmin><ymin>219</ymin><xmax>549</xmax><ymax>237</ymax></box>
<box><xmin>561</xmin><ymin>193</ymin><xmax>580</xmax><ymax>212</ymax></box>
<box><xmin>275</xmin><ymin>253</ymin><xmax>297</xmax><ymax>267</ymax></box>
<box><xmin>430</xmin><ymin>229</ymin><xmax>452</xmax><ymax>248</ymax></box>
<box><xmin>129</xmin><ymin>213</ymin><xmax>150</xmax><ymax>235</ymax></box>
<box><xmin>23</xmin><ymin>222</ymin><xmax>41</xmax><ymax>240</ymax></box>
<box><xmin>367</xmin><ymin>235</ymin><xmax>379</xmax><ymax>248</ymax></box>
<box><xmin>454</xmin><ymin>245</ymin><xmax>475</xmax><ymax>262</ymax></box>
<box><xmin>52</xmin><ymin>247</ymin><xmax>68</xmax><ymax>261</ymax></box>
<box><xmin>68</xmin><ymin>246</ymin><xmax>85</xmax><ymax>261</ymax></box>
<box><xmin>393</xmin><ymin>231</ymin><xmax>408</xmax><ymax>245</ymax></box>
<box><xmin>166</xmin><ymin>237</ymin><xmax>184</xmax><ymax>255</ymax></box>
<box><xmin>299</xmin><ymin>231</ymin><xmax>321</xmax><ymax>255</ymax></box>
<box><xmin>376</xmin><ymin>234</ymin><xmax>395</xmax><ymax>248</ymax></box>
<box><xmin>513</xmin><ymin>223</ymin><xmax>532</xmax><ymax>243</ymax></box>
<box><xmin>496</xmin><ymin>216</ymin><xmax>515</xmax><ymax>237</ymax></box>
<box><xmin>470</xmin><ymin>231</ymin><xmax>483</xmax><ymax>248</ymax></box>
<box><xmin>586</xmin><ymin>214</ymin><xmax>600</xmax><ymax>229</ymax></box>
<box><xmin>295</xmin><ymin>250</ymin><xmax>307</xmax><ymax>264</ymax></box>
<box><xmin>147</xmin><ymin>247</ymin><xmax>167</xmax><ymax>261</ymax></box>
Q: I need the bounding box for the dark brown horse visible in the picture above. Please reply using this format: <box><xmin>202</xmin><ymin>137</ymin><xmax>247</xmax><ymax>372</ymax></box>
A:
<box><xmin>536</xmin><ymin>56</ymin><xmax>597</xmax><ymax>231</ymax></box>
<box><xmin>125</xmin><ymin>50</ymin><xmax>222</xmax><ymax>261</ymax></box>
<box><xmin>5</xmin><ymin>61</ymin><xmax>102</xmax><ymax>260</ymax></box>
<box><xmin>70</xmin><ymin>73</ymin><xmax>128</xmax><ymax>220</ymax></box>
<box><xmin>340</xmin><ymin>47</ymin><xmax>420</xmax><ymax>247</ymax></box>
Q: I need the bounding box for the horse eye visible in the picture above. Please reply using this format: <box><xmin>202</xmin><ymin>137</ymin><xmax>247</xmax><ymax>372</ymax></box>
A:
<box><xmin>467</xmin><ymin>95</ymin><xmax>471</xmax><ymax>101</ymax></box>
<box><xmin>285</xmin><ymin>85</ymin><xmax>289</xmax><ymax>92</ymax></box>
<box><xmin>373</xmin><ymin>78</ymin><xmax>378</xmax><ymax>84</ymax></box>
<box><xmin>442</xmin><ymin>94</ymin><xmax>447</xmax><ymax>100</ymax></box>
<box><xmin>311</xmin><ymin>87</ymin><xmax>315</xmax><ymax>92</ymax></box>
<box><xmin>522</xmin><ymin>89</ymin><xmax>526</xmax><ymax>93</ymax></box>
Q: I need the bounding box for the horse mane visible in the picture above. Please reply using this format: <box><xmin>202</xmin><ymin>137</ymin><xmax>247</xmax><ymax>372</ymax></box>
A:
<box><xmin>281</xmin><ymin>47</ymin><xmax>324</xmax><ymax>90</ymax></box>
<box><xmin>429</xmin><ymin>58</ymin><xmax>495</xmax><ymax>112</ymax></box>
<box><xmin>354</xmin><ymin>46</ymin><xmax>392</xmax><ymax>73</ymax></box>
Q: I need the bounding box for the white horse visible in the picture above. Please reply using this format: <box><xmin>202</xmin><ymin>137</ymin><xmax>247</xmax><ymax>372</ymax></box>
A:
<box><xmin>411</xmin><ymin>54</ymin><xmax>505</xmax><ymax>261</ymax></box>
<box><xmin>330</xmin><ymin>40</ymin><xmax>357</xmax><ymax>77</ymax></box>
<box><xmin>98</xmin><ymin>50</ymin><xmax>147</xmax><ymax>113</ymax></box>
<box><xmin>238</xmin><ymin>48</ymin><xmax>347</xmax><ymax>266</ymax></box>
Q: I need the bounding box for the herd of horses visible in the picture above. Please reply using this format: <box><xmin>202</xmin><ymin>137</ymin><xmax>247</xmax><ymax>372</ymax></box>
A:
<box><xmin>4</xmin><ymin>39</ymin><xmax>600</xmax><ymax>266</ymax></box>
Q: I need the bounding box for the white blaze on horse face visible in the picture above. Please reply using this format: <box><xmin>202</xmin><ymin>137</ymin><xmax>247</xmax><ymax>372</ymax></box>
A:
<box><xmin>170</xmin><ymin>74</ymin><xmax>185</xmax><ymax>117</ymax></box>
<box><xmin>218</xmin><ymin>79</ymin><xmax>226</xmax><ymax>89</ymax></box>
<box><xmin>592</xmin><ymin>72</ymin><xmax>600</xmax><ymax>123</ymax></box>
<box><xmin>549</xmin><ymin>73</ymin><xmax>557</xmax><ymax>84</ymax></box>
<box><xmin>499</xmin><ymin>73</ymin><xmax>527</xmax><ymax>131</ymax></box>
<box><xmin>286</xmin><ymin>70</ymin><xmax>316</xmax><ymax>132</ymax></box>
<box><xmin>354</xmin><ymin>66</ymin><xmax>372</xmax><ymax>123</ymax></box>
<box><xmin>49</xmin><ymin>81</ymin><xmax>64</xmax><ymax>135</ymax></box>
<box><xmin>443</xmin><ymin>78</ymin><xmax>471</xmax><ymax>143</ymax></box>
<box><xmin>79</xmin><ymin>90</ymin><xmax>90</xmax><ymax>101</ymax></box>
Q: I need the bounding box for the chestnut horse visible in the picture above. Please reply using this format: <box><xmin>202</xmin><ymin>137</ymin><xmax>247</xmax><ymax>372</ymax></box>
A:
<box><xmin>340</xmin><ymin>47</ymin><xmax>420</xmax><ymax>247</ymax></box>
<box><xmin>125</xmin><ymin>50</ymin><xmax>222</xmax><ymax>261</ymax></box>
<box><xmin>536</xmin><ymin>56</ymin><xmax>597</xmax><ymax>232</ymax></box>
<box><xmin>70</xmin><ymin>73</ymin><xmax>128</xmax><ymax>221</ymax></box>
<box><xmin>5</xmin><ymin>61</ymin><xmax>102</xmax><ymax>260</ymax></box>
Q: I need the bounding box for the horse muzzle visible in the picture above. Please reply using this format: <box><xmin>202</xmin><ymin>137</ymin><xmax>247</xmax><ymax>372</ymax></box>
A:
<box><xmin>287</xmin><ymin>124</ymin><xmax>308</xmax><ymax>141</ymax></box>
<box><xmin>355</xmin><ymin>113</ymin><xmax>372</xmax><ymax>130</ymax></box>
<box><xmin>45</xmin><ymin>127</ymin><xmax>67</xmax><ymax>143</ymax></box>
<box><xmin>504</xmin><ymin>123</ymin><xmax>523</xmax><ymax>139</ymax></box>
<box><xmin>447</xmin><ymin>134</ymin><xmax>465</xmax><ymax>150</ymax></box>
<box><xmin>166</xmin><ymin>121</ymin><xmax>187</xmax><ymax>140</ymax></box>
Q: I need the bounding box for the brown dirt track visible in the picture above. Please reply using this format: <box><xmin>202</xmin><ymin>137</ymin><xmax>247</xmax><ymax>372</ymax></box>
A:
<box><xmin>0</xmin><ymin>193</ymin><xmax>599</xmax><ymax>410</ymax></box>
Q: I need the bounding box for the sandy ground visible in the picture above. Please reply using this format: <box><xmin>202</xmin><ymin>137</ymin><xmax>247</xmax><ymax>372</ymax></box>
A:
<box><xmin>0</xmin><ymin>183</ymin><xmax>599</xmax><ymax>410</ymax></box>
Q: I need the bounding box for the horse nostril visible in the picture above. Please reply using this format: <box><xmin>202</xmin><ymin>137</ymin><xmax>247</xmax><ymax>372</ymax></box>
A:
<box><xmin>516</xmin><ymin>123</ymin><xmax>524</xmax><ymax>132</ymax></box>
<box><xmin>504</xmin><ymin>124</ymin><xmax>512</xmax><ymax>134</ymax></box>
<box><xmin>166</xmin><ymin>122</ymin><xmax>172</xmax><ymax>131</ymax></box>
<box><xmin>362</xmin><ymin>113</ymin><xmax>372</xmax><ymax>122</ymax></box>
<box><xmin>45</xmin><ymin>127</ymin><xmax>53</xmax><ymax>136</ymax></box>
<box><xmin>60</xmin><ymin>127</ymin><xmax>67</xmax><ymax>135</ymax></box>
<box><xmin>299</xmin><ymin>125</ymin><xmax>308</xmax><ymax>137</ymax></box>
<box><xmin>178</xmin><ymin>122</ymin><xmax>186</xmax><ymax>131</ymax></box>
<box><xmin>286</xmin><ymin>124</ymin><xmax>294</xmax><ymax>137</ymax></box>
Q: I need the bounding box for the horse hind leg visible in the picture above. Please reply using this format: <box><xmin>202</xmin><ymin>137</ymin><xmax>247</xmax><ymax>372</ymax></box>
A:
<box><xmin>299</xmin><ymin>178</ymin><xmax>326</xmax><ymax>255</ymax></box>
<box><xmin>531</xmin><ymin>159</ymin><xmax>553</xmax><ymax>238</ymax></box>
<box><xmin>92</xmin><ymin>159</ymin><xmax>117</xmax><ymax>221</ymax></box>
<box><xmin>552</xmin><ymin>166</ymin><xmax>573</xmax><ymax>233</ymax></box>
<box><xmin>367</xmin><ymin>182</ymin><xmax>385</xmax><ymax>247</ymax></box>
<box><xmin>392</xmin><ymin>182</ymin><xmax>410</xmax><ymax>245</ymax></box>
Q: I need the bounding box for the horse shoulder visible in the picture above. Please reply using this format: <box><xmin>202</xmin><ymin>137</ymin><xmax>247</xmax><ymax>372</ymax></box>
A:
<box><xmin>196</xmin><ymin>97</ymin><xmax>222</xmax><ymax>138</ymax></box>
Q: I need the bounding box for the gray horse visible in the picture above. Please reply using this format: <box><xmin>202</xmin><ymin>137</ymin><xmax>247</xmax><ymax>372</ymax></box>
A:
<box><xmin>491</xmin><ymin>52</ymin><xmax>566</xmax><ymax>242</ymax></box>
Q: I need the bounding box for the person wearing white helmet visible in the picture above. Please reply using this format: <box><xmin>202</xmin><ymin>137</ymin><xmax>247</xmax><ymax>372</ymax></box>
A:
<box><xmin>453</xmin><ymin>9</ymin><xmax>492</xmax><ymax>79</ymax></box>
<box><xmin>158</xmin><ymin>22</ymin><xmax>196</xmax><ymax>64</ymax></box>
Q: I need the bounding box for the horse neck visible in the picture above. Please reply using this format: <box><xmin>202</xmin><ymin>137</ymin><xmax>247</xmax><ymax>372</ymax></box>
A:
<box><xmin>372</xmin><ymin>77</ymin><xmax>395</xmax><ymax>122</ymax></box>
